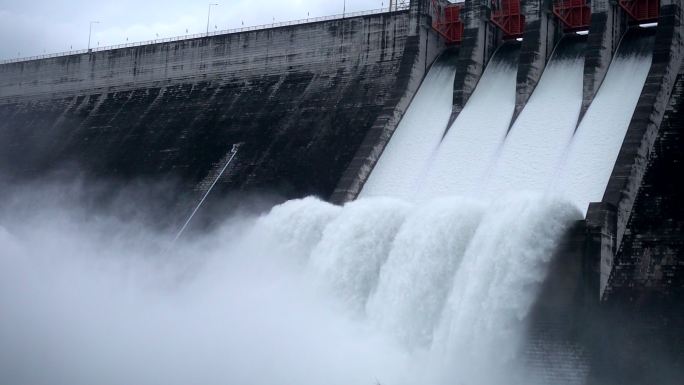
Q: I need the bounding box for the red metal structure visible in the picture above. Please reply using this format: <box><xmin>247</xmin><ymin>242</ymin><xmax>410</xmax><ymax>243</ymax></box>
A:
<box><xmin>491</xmin><ymin>0</ymin><xmax>525</xmax><ymax>39</ymax></box>
<box><xmin>431</xmin><ymin>0</ymin><xmax>464</xmax><ymax>44</ymax></box>
<box><xmin>619</xmin><ymin>0</ymin><xmax>659</xmax><ymax>23</ymax></box>
<box><xmin>553</xmin><ymin>0</ymin><xmax>591</xmax><ymax>31</ymax></box>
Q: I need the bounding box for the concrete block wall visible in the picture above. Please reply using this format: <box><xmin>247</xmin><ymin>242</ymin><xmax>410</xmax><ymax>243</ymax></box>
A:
<box><xmin>0</xmin><ymin>2</ymin><xmax>445</xmax><ymax>222</ymax></box>
<box><xmin>585</xmin><ymin>202</ymin><xmax>618</xmax><ymax>296</ymax></box>
<box><xmin>604</xmin><ymin>68</ymin><xmax>684</xmax><ymax>311</ymax></box>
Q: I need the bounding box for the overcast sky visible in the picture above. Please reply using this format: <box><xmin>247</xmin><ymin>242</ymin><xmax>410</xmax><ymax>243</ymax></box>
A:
<box><xmin>0</xmin><ymin>0</ymin><xmax>397</xmax><ymax>60</ymax></box>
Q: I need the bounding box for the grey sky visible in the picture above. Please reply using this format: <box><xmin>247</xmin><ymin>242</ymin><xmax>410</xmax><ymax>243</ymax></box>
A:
<box><xmin>0</xmin><ymin>0</ymin><xmax>393</xmax><ymax>60</ymax></box>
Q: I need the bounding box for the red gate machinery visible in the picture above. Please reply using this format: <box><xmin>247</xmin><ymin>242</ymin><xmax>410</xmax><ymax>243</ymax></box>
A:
<box><xmin>431</xmin><ymin>0</ymin><xmax>465</xmax><ymax>44</ymax></box>
<box><xmin>491</xmin><ymin>0</ymin><xmax>525</xmax><ymax>39</ymax></box>
<box><xmin>553</xmin><ymin>0</ymin><xmax>591</xmax><ymax>31</ymax></box>
<box><xmin>619</xmin><ymin>0</ymin><xmax>659</xmax><ymax>23</ymax></box>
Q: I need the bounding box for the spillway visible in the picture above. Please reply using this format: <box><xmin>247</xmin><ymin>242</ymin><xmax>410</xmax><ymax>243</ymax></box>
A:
<box><xmin>484</xmin><ymin>36</ymin><xmax>586</xmax><ymax>198</ymax></box>
<box><xmin>554</xmin><ymin>29</ymin><xmax>655</xmax><ymax>214</ymax></box>
<box><xmin>416</xmin><ymin>42</ymin><xmax>520</xmax><ymax>201</ymax></box>
<box><xmin>349</xmin><ymin>26</ymin><xmax>657</xmax><ymax>385</ymax></box>
<box><xmin>360</xmin><ymin>54</ymin><xmax>458</xmax><ymax>200</ymax></box>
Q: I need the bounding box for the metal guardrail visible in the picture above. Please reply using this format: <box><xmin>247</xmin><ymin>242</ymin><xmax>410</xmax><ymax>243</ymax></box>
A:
<box><xmin>0</xmin><ymin>5</ymin><xmax>410</xmax><ymax>65</ymax></box>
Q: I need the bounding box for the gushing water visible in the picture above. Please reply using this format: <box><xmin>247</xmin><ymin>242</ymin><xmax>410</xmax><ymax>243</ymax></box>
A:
<box><xmin>554</xmin><ymin>31</ymin><xmax>655</xmax><ymax>214</ymax></box>
<box><xmin>0</xmin><ymin>186</ymin><xmax>580</xmax><ymax>385</ymax></box>
<box><xmin>367</xmin><ymin>197</ymin><xmax>485</xmax><ymax>349</ymax></box>
<box><xmin>309</xmin><ymin>198</ymin><xmax>410</xmax><ymax>314</ymax></box>
<box><xmin>485</xmin><ymin>37</ymin><xmax>585</xmax><ymax>199</ymax></box>
<box><xmin>361</xmin><ymin>54</ymin><xmax>457</xmax><ymax>200</ymax></box>
<box><xmin>417</xmin><ymin>42</ymin><xmax>519</xmax><ymax>201</ymax></box>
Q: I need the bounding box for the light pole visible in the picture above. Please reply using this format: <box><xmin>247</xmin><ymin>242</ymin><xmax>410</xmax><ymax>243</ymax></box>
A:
<box><xmin>206</xmin><ymin>3</ymin><xmax>219</xmax><ymax>36</ymax></box>
<box><xmin>343</xmin><ymin>0</ymin><xmax>346</xmax><ymax>17</ymax></box>
<box><xmin>88</xmin><ymin>21</ymin><xmax>100</xmax><ymax>51</ymax></box>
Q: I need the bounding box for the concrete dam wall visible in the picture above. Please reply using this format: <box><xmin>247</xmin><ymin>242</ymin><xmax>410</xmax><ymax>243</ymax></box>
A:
<box><xmin>0</xmin><ymin>1</ymin><xmax>442</xmax><ymax>215</ymax></box>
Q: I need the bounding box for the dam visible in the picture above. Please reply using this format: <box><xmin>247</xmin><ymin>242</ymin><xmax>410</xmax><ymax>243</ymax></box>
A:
<box><xmin>0</xmin><ymin>0</ymin><xmax>682</xmax><ymax>384</ymax></box>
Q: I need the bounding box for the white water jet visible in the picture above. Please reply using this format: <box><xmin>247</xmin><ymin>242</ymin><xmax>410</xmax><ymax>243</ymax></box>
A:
<box><xmin>254</xmin><ymin>196</ymin><xmax>341</xmax><ymax>265</ymax></box>
<box><xmin>431</xmin><ymin>194</ymin><xmax>582</xmax><ymax>385</ymax></box>
<box><xmin>308</xmin><ymin>197</ymin><xmax>411</xmax><ymax>314</ymax></box>
<box><xmin>367</xmin><ymin>197</ymin><xmax>485</xmax><ymax>349</ymax></box>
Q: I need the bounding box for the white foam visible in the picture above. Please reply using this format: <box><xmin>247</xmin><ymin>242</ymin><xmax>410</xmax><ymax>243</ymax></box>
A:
<box><xmin>485</xmin><ymin>53</ymin><xmax>584</xmax><ymax>199</ymax></box>
<box><xmin>554</xmin><ymin>53</ymin><xmax>653</xmax><ymax>214</ymax></box>
<box><xmin>431</xmin><ymin>194</ymin><xmax>581</xmax><ymax>385</ymax></box>
<box><xmin>360</xmin><ymin>58</ymin><xmax>456</xmax><ymax>200</ymax></box>
<box><xmin>416</xmin><ymin>52</ymin><xmax>518</xmax><ymax>201</ymax></box>
<box><xmin>308</xmin><ymin>197</ymin><xmax>410</xmax><ymax>314</ymax></box>
<box><xmin>367</xmin><ymin>197</ymin><xmax>485</xmax><ymax>349</ymax></box>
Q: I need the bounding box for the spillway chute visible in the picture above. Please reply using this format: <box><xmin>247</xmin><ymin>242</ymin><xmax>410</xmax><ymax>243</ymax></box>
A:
<box><xmin>554</xmin><ymin>28</ymin><xmax>655</xmax><ymax>214</ymax></box>
<box><xmin>483</xmin><ymin>35</ymin><xmax>586</xmax><ymax>200</ymax></box>
<box><xmin>360</xmin><ymin>53</ymin><xmax>458</xmax><ymax>201</ymax></box>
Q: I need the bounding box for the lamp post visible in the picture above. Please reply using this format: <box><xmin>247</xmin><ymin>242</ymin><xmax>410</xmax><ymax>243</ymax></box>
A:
<box><xmin>88</xmin><ymin>21</ymin><xmax>100</xmax><ymax>51</ymax></box>
<box><xmin>343</xmin><ymin>0</ymin><xmax>346</xmax><ymax>17</ymax></box>
<box><xmin>207</xmin><ymin>3</ymin><xmax>219</xmax><ymax>36</ymax></box>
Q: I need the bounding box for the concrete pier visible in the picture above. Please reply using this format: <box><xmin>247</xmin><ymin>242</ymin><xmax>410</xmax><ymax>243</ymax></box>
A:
<box><xmin>513</xmin><ymin>0</ymin><xmax>562</xmax><ymax>125</ymax></box>
<box><xmin>580</xmin><ymin>0</ymin><xmax>630</xmax><ymax>123</ymax></box>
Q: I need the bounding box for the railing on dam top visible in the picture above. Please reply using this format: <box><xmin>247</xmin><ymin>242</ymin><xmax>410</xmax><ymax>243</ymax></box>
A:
<box><xmin>0</xmin><ymin>5</ymin><xmax>410</xmax><ymax>65</ymax></box>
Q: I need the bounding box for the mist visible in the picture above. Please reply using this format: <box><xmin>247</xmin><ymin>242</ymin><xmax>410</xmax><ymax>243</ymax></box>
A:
<box><xmin>0</xmin><ymin>181</ymin><xmax>581</xmax><ymax>385</ymax></box>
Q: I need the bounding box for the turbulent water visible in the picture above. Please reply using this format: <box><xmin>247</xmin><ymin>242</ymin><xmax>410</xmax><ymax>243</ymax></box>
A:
<box><xmin>0</xmin><ymin>187</ymin><xmax>580</xmax><ymax>385</ymax></box>
<box><xmin>417</xmin><ymin>42</ymin><xmax>520</xmax><ymax>201</ymax></box>
<box><xmin>361</xmin><ymin>54</ymin><xmax>458</xmax><ymax>201</ymax></box>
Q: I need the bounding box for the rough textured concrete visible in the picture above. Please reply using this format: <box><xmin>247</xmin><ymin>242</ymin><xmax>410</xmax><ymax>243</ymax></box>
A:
<box><xmin>451</xmin><ymin>0</ymin><xmax>501</xmax><ymax>121</ymax></box>
<box><xmin>513</xmin><ymin>0</ymin><xmax>562</xmax><ymax>125</ymax></box>
<box><xmin>579</xmin><ymin>0</ymin><xmax>630</xmax><ymax>123</ymax></box>
<box><xmin>585</xmin><ymin>202</ymin><xmax>618</xmax><ymax>297</ymax></box>
<box><xmin>0</xmin><ymin>0</ymin><xmax>445</xmax><ymax>223</ymax></box>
